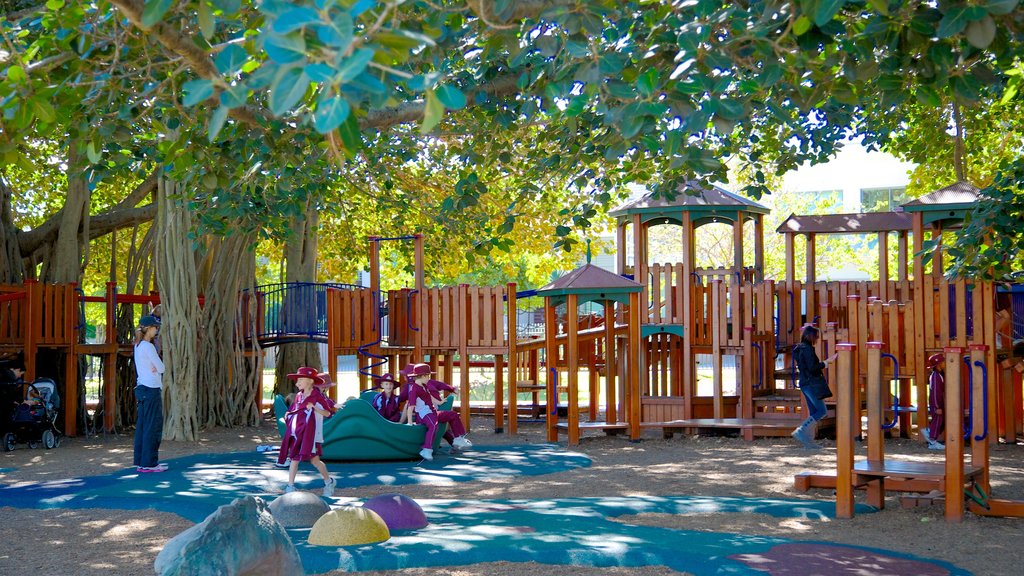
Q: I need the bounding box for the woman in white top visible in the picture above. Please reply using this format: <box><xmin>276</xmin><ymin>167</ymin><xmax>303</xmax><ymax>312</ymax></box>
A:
<box><xmin>133</xmin><ymin>315</ymin><xmax>166</xmax><ymax>472</ymax></box>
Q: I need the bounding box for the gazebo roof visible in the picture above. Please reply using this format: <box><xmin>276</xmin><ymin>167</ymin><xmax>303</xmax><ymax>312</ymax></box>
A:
<box><xmin>537</xmin><ymin>264</ymin><xmax>641</xmax><ymax>305</ymax></box>
<box><xmin>609</xmin><ymin>181</ymin><xmax>770</xmax><ymax>220</ymax></box>
<box><xmin>776</xmin><ymin>212</ymin><xmax>913</xmax><ymax>235</ymax></box>
<box><xmin>900</xmin><ymin>181</ymin><xmax>980</xmax><ymax>212</ymax></box>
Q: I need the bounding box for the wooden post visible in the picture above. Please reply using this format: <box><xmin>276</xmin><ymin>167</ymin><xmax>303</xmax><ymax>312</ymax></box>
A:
<box><xmin>754</xmin><ymin>214</ymin><xmax>765</xmax><ymax>282</ymax></box>
<box><xmin>878</xmin><ymin>232</ymin><xmax>889</xmax><ymax>301</ymax></box>
<box><xmin>604</xmin><ymin>300</ymin><xmax>617</xmax><ymax>423</ymax></box>
<box><xmin>616</xmin><ymin>223</ymin><xmax>627</xmax><ymax>275</ymax></box>
<box><xmin>632</xmin><ymin>213</ymin><xmax>646</xmax><ymax>318</ymax></box>
<box><xmin>784</xmin><ymin>233</ymin><xmax>795</xmax><ymax>288</ymax></box>
<box><xmin>865</xmin><ymin>341</ymin><xmax>885</xmax><ymax>509</ymax></box>
<box><xmin>628</xmin><ymin>291</ymin><xmax>642</xmax><ymax>441</ymax></box>
<box><xmin>566</xmin><ymin>294</ymin><xmax>580</xmax><ymax>445</ymax></box>
<box><xmin>506</xmin><ymin>283</ymin><xmax>517</xmax><ymax>435</ymax></box>
<box><xmin>545</xmin><ymin>297</ymin><xmax>558</xmax><ymax>442</ymax></box>
<box><xmin>103</xmin><ymin>281</ymin><xmax>117</xmax><ymax>432</ymax></box>
<box><xmin>897</xmin><ymin>231</ymin><xmax>908</xmax><ymax>281</ymax></box>
<box><xmin>847</xmin><ymin>295</ymin><xmax>862</xmax><ymax>438</ymax></box>
<box><xmin>970</xmin><ymin>344</ymin><xmax>990</xmax><ymax>495</ymax></box>
<box><xmin>458</xmin><ymin>284</ymin><xmax>471</xmax><ymax>431</ymax></box>
<box><xmin>711</xmin><ymin>280</ymin><xmax>723</xmax><ymax>419</ymax></box>
<box><xmin>835</xmin><ymin>343</ymin><xmax>857</xmax><ymax>519</ymax></box>
<box><xmin>681</xmin><ymin>212</ymin><xmax>694</xmax><ymax>419</ymax></box>
<box><xmin>912</xmin><ymin>214</ymin><xmax>928</xmax><ymax>436</ymax></box>
<box><xmin>493</xmin><ymin>354</ymin><xmax>504</xmax><ymax>433</ymax></box>
<box><xmin>944</xmin><ymin>346</ymin><xmax>965</xmax><ymax>522</ymax></box>
<box><xmin>733</xmin><ymin>212</ymin><xmax>744</xmax><ymax>278</ymax></box>
<box><xmin>741</xmin><ymin>325</ymin><xmax>754</xmax><ymax>441</ymax></box>
<box><xmin>64</xmin><ymin>283</ymin><xmax>78</xmax><ymax>437</ymax></box>
<box><xmin>414</xmin><ymin>234</ymin><xmax>425</xmax><ymax>360</ymax></box>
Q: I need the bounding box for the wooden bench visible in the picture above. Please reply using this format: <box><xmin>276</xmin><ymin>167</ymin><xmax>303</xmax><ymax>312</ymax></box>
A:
<box><xmin>853</xmin><ymin>459</ymin><xmax>984</xmax><ymax>509</ymax></box>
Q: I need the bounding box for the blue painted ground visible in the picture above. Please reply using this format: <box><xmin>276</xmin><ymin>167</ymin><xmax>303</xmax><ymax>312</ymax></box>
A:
<box><xmin>292</xmin><ymin>496</ymin><xmax>968</xmax><ymax>576</ymax></box>
<box><xmin>0</xmin><ymin>445</ymin><xmax>969</xmax><ymax>575</ymax></box>
<box><xmin>0</xmin><ymin>444</ymin><xmax>589</xmax><ymax>522</ymax></box>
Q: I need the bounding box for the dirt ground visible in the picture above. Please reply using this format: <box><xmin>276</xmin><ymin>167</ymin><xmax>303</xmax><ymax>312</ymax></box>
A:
<box><xmin>2</xmin><ymin>418</ymin><xmax>1023</xmax><ymax>576</ymax></box>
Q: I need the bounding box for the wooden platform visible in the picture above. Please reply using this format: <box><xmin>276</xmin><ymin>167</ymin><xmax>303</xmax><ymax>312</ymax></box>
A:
<box><xmin>852</xmin><ymin>459</ymin><xmax>983</xmax><ymax>483</ymax></box>
<box><xmin>554</xmin><ymin>422</ymin><xmax>629</xmax><ymax>433</ymax></box>
<box><xmin>639</xmin><ymin>417</ymin><xmax>802</xmax><ymax>437</ymax></box>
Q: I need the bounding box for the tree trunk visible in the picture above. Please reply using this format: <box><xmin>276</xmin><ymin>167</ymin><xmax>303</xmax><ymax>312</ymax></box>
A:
<box><xmin>0</xmin><ymin>176</ymin><xmax>25</xmax><ymax>283</ymax></box>
<box><xmin>273</xmin><ymin>201</ymin><xmax>322</xmax><ymax>397</ymax></box>
<box><xmin>197</xmin><ymin>233</ymin><xmax>260</xmax><ymax>427</ymax></box>
<box><xmin>42</xmin><ymin>146</ymin><xmax>90</xmax><ymax>284</ymax></box>
<box><xmin>154</xmin><ymin>177</ymin><xmax>200</xmax><ymax>441</ymax></box>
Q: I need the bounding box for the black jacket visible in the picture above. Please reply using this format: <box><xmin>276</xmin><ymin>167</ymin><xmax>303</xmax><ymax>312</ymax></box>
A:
<box><xmin>794</xmin><ymin>342</ymin><xmax>826</xmax><ymax>388</ymax></box>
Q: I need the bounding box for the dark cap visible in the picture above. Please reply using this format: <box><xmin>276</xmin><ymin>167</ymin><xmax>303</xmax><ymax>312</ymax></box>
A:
<box><xmin>139</xmin><ymin>315</ymin><xmax>161</xmax><ymax>328</ymax></box>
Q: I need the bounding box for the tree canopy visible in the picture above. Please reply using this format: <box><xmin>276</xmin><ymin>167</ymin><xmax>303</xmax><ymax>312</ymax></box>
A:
<box><xmin>2</xmin><ymin>0</ymin><xmax>1024</xmax><ymax>282</ymax></box>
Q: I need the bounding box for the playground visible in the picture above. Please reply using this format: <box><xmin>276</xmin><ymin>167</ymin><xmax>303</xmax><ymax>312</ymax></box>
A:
<box><xmin>2</xmin><ymin>417</ymin><xmax>1023</xmax><ymax>575</ymax></box>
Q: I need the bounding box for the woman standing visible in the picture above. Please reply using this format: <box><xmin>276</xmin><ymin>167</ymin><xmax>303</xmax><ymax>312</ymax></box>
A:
<box><xmin>134</xmin><ymin>315</ymin><xmax>166</xmax><ymax>472</ymax></box>
<box><xmin>791</xmin><ymin>326</ymin><xmax>837</xmax><ymax>450</ymax></box>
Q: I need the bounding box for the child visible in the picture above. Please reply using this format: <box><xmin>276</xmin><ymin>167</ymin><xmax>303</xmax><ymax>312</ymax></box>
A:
<box><xmin>923</xmin><ymin>353</ymin><xmax>945</xmax><ymax>450</ymax></box>
<box><xmin>276</xmin><ymin>366</ymin><xmax>337</xmax><ymax>495</ymax></box>
<box><xmin>372</xmin><ymin>374</ymin><xmax>404</xmax><ymax>423</ymax></box>
<box><xmin>401</xmin><ymin>363</ymin><xmax>471</xmax><ymax>461</ymax></box>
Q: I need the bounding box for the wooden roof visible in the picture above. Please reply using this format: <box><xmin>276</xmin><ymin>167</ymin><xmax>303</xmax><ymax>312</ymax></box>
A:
<box><xmin>900</xmin><ymin>181</ymin><xmax>980</xmax><ymax>211</ymax></box>
<box><xmin>609</xmin><ymin>181</ymin><xmax>769</xmax><ymax>218</ymax></box>
<box><xmin>537</xmin><ymin>264</ymin><xmax>641</xmax><ymax>305</ymax></box>
<box><xmin>776</xmin><ymin>212</ymin><xmax>914</xmax><ymax>235</ymax></box>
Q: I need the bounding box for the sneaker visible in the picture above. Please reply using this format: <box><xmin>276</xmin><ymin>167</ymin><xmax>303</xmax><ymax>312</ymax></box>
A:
<box><xmin>283</xmin><ymin>484</ymin><xmax>296</xmax><ymax>493</ymax></box>
<box><xmin>323</xmin><ymin>476</ymin><xmax>336</xmax><ymax>497</ymax></box>
<box><xmin>928</xmin><ymin>441</ymin><xmax>945</xmax><ymax>450</ymax></box>
<box><xmin>452</xmin><ymin>436</ymin><xmax>472</xmax><ymax>450</ymax></box>
<box><xmin>791</xmin><ymin>427</ymin><xmax>821</xmax><ymax>450</ymax></box>
<box><xmin>419</xmin><ymin>448</ymin><xmax>434</xmax><ymax>461</ymax></box>
<box><xmin>137</xmin><ymin>466</ymin><xmax>167</xmax><ymax>473</ymax></box>
<box><xmin>155</xmin><ymin>462</ymin><xmax>169</xmax><ymax>471</ymax></box>
<box><xmin>274</xmin><ymin>459</ymin><xmax>291</xmax><ymax>469</ymax></box>
<box><xmin>921</xmin><ymin>429</ymin><xmax>931</xmax><ymax>443</ymax></box>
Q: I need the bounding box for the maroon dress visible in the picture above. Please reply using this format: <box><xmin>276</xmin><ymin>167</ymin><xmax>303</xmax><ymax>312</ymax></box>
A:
<box><xmin>277</xmin><ymin>388</ymin><xmax>335</xmax><ymax>464</ymax></box>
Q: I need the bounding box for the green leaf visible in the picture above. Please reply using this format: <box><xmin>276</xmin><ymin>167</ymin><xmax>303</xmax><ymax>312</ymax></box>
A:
<box><xmin>269</xmin><ymin>67</ymin><xmax>309</xmax><ymax>116</ymax></box>
<box><xmin>319</xmin><ymin>11</ymin><xmax>353</xmax><ymax>49</ymax></box>
<box><xmin>214</xmin><ymin>44</ymin><xmax>247</xmax><ymax>75</ymax></box>
<box><xmin>965</xmin><ymin>16</ymin><xmax>996</xmax><ymax>49</ymax></box>
<box><xmin>336</xmin><ymin>113</ymin><xmax>362</xmax><ymax>155</ymax></box>
<box><xmin>313</xmin><ymin>95</ymin><xmax>350</xmax><ymax>133</ymax></box>
<box><xmin>435</xmin><ymin>84</ymin><xmax>466</xmax><ymax>110</ymax></box>
<box><xmin>813</xmin><ymin>0</ymin><xmax>846</xmax><ymax>26</ymax></box>
<box><xmin>716</xmin><ymin>98</ymin><xmax>745</xmax><ymax>120</ymax></box>
<box><xmin>984</xmin><ymin>0</ymin><xmax>1019</xmax><ymax>16</ymax></box>
<box><xmin>866</xmin><ymin>0</ymin><xmax>889</xmax><ymax>15</ymax></box>
<box><xmin>335</xmin><ymin>47</ymin><xmax>374</xmax><ymax>82</ymax></box>
<box><xmin>937</xmin><ymin>6</ymin><xmax>985</xmax><ymax>38</ymax></box>
<box><xmin>141</xmin><ymin>0</ymin><xmax>174</xmax><ymax>28</ymax></box>
<box><xmin>208</xmin><ymin>105</ymin><xmax>229</xmax><ymax>142</ymax></box>
<box><xmin>272</xmin><ymin>7</ymin><xmax>322</xmax><ymax>35</ymax></box>
<box><xmin>305</xmin><ymin>63</ymin><xmax>335</xmax><ymax>83</ymax></box>
<box><xmin>420</xmin><ymin>89</ymin><xmax>444</xmax><ymax>134</ymax></box>
<box><xmin>636</xmin><ymin>69</ymin><xmax>659</xmax><ymax>97</ymax></box>
<box><xmin>265</xmin><ymin>32</ymin><xmax>307</xmax><ymax>64</ymax></box>
<box><xmin>86</xmin><ymin>141</ymin><xmax>101</xmax><ymax>164</ymax></box>
<box><xmin>7</xmin><ymin>65</ymin><xmax>26</xmax><ymax>83</ymax></box>
<box><xmin>45</xmin><ymin>0</ymin><xmax>64</xmax><ymax>8</ymax></box>
<box><xmin>198</xmin><ymin>1</ymin><xmax>215</xmax><ymax>40</ymax></box>
<box><xmin>182</xmin><ymin>79</ymin><xmax>214</xmax><ymax>106</ymax></box>
<box><xmin>915</xmin><ymin>84</ymin><xmax>942</xmax><ymax>107</ymax></box>
<box><xmin>219</xmin><ymin>86</ymin><xmax>247</xmax><ymax>109</ymax></box>
<box><xmin>793</xmin><ymin>15</ymin><xmax>812</xmax><ymax>36</ymax></box>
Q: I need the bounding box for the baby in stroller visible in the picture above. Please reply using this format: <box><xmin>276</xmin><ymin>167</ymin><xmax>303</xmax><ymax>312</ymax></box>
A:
<box><xmin>3</xmin><ymin>377</ymin><xmax>61</xmax><ymax>451</ymax></box>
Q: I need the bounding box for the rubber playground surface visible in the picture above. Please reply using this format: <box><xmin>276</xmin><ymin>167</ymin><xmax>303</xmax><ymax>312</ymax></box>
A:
<box><xmin>0</xmin><ymin>444</ymin><xmax>969</xmax><ymax>575</ymax></box>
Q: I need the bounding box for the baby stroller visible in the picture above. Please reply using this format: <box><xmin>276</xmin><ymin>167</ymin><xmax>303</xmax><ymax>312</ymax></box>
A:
<box><xmin>3</xmin><ymin>377</ymin><xmax>61</xmax><ymax>451</ymax></box>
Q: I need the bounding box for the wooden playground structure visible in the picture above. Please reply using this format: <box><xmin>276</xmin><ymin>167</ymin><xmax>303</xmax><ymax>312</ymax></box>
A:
<box><xmin>3</xmin><ymin>180</ymin><xmax>1024</xmax><ymax>520</ymax></box>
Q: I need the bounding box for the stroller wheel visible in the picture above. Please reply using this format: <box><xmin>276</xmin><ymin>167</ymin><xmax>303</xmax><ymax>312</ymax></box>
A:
<box><xmin>42</xmin><ymin>429</ymin><xmax>56</xmax><ymax>450</ymax></box>
<box><xmin>28</xmin><ymin>440</ymin><xmax>39</xmax><ymax>449</ymax></box>
<box><xmin>2</xmin><ymin>432</ymin><xmax>14</xmax><ymax>452</ymax></box>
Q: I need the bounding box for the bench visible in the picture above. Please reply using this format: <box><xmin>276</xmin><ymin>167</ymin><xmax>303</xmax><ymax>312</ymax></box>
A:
<box><xmin>852</xmin><ymin>459</ymin><xmax>985</xmax><ymax>509</ymax></box>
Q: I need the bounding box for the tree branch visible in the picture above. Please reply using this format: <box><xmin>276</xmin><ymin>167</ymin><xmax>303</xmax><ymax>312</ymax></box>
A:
<box><xmin>107</xmin><ymin>0</ymin><xmax>267</xmax><ymax>129</ymax></box>
<box><xmin>17</xmin><ymin>170</ymin><xmax>158</xmax><ymax>255</ymax></box>
<box><xmin>360</xmin><ymin>73</ymin><xmax>521</xmax><ymax>132</ymax></box>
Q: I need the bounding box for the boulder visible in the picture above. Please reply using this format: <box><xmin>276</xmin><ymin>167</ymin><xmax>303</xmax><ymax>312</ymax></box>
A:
<box><xmin>362</xmin><ymin>494</ymin><xmax>428</xmax><ymax>530</ymax></box>
<box><xmin>155</xmin><ymin>496</ymin><xmax>303</xmax><ymax>576</ymax></box>
<box><xmin>268</xmin><ymin>491</ymin><xmax>331</xmax><ymax>529</ymax></box>
<box><xmin>308</xmin><ymin>506</ymin><xmax>390</xmax><ymax>546</ymax></box>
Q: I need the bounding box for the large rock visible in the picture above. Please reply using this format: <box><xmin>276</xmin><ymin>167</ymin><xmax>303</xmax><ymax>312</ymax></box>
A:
<box><xmin>268</xmin><ymin>491</ymin><xmax>331</xmax><ymax>528</ymax></box>
<box><xmin>308</xmin><ymin>506</ymin><xmax>390</xmax><ymax>546</ymax></box>
<box><xmin>362</xmin><ymin>494</ymin><xmax>428</xmax><ymax>530</ymax></box>
<box><xmin>155</xmin><ymin>496</ymin><xmax>303</xmax><ymax>576</ymax></box>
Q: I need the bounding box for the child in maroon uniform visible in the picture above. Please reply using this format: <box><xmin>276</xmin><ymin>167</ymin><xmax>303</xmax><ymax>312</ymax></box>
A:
<box><xmin>277</xmin><ymin>367</ymin><xmax>337</xmax><ymax>495</ymax></box>
<box><xmin>402</xmin><ymin>363</ymin><xmax>471</xmax><ymax>461</ymax></box>
<box><xmin>923</xmin><ymin>353</ymin><xmax>945</xmax><ymax>450</ymax></box>
<box><xmin>372</xmin><ymin>374</ymin><xmax>404</xmax><ymax>422</ymax></box>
